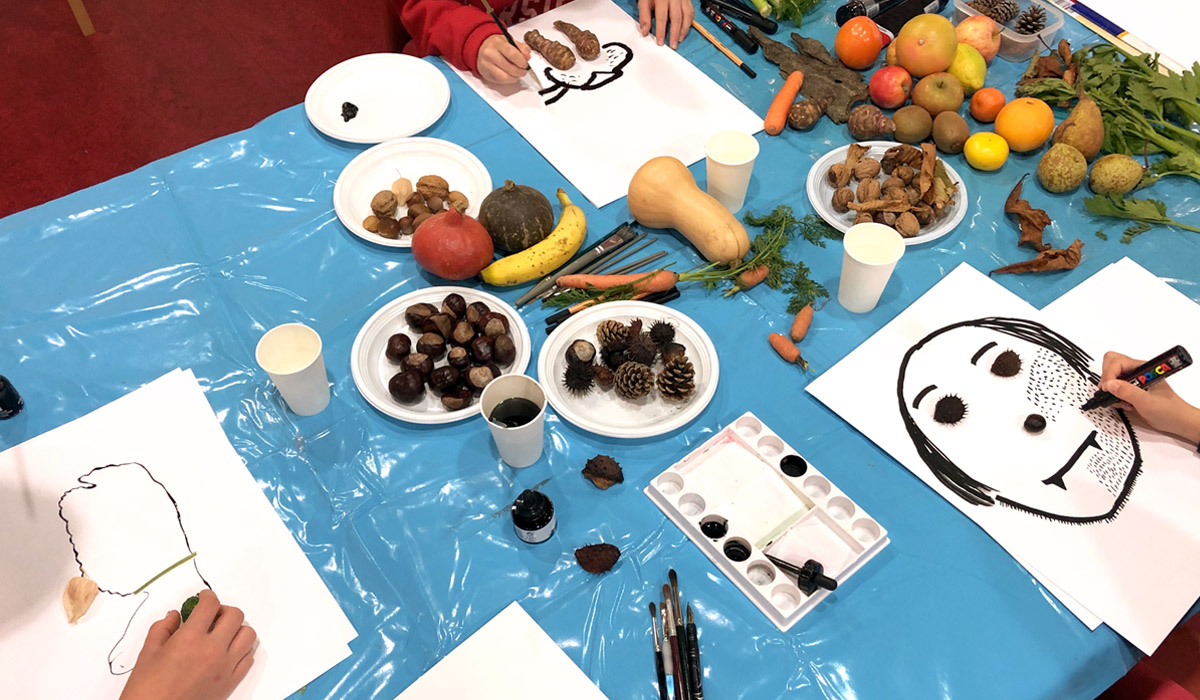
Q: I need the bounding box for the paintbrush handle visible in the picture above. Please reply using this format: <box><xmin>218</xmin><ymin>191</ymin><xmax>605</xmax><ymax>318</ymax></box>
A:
<box><xmin>668</xmin><ymin>630</ymin><xmax>687</xmax><ymax>700</ymax></box>
<box><xmin>675</xmin><ymin>622</ymin><xmax>690</xmax><ymax>698</ymax></box>
<box><xmin>687</xmin><ymin>622</ymin><xmax>703</xmax><ymax>700</ymax></box>
<box><xmin>655</xmin><ymin>646</ymin><xmax>669</xmax><ymax>700</ymax></box>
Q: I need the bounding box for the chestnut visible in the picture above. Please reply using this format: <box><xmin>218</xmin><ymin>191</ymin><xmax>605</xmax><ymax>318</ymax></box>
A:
<box><xmin>470</xmin><ymin>335</ymin><xmax>494</xmax><ymax>364</ymax></box>
<box><xmin>385</xmin><ymin>333</ymin><xmax>411</xmax><ymax>363</ymax></box>
<box><xmin>429</xmin><ymin>366</ymin><xmax>461</xmax><ymax>393</ymax></box>
<box><xmin>405</xmin><ymin>192</ymin><xmax>425</xmax><ymax>208</ymax></box>
<box><xmin>493</xmin><ymin>335</ymin><xmax>517</xmax><ymax>366</ymax></box>
<box><xmin>404</xmin><ymin>303</ymin><xmax>437</xmax><ymax>329</ymax></box>
<box><xmin>451</xmin><ymin>319</ymin><xmax>476</xmax><ymax>347</ymax></box>
<box><xmin>447</xmin><ymin>346</ymin><xmax>471</xmax><ymax>370</ymax></box>
<box><xmin>467</xmin><ymin>365</ymin><xmax>497</xmax><ymax>392</ymax></box>
<box><xmin>421</xmin><ymin>312</ymin><xmax>454</xmax><ymax>339</ymax></box>
<box><xmin>484</xmin><ymin>362</ymin><xmax>502</xmax><ymax>380</ymax></box>
<box><xmin>376</xmin><ymin>217</ymin><xmax>401</xmax><ymax>239</ymax></box>
<box><xmin>442</xmin><ymin>293</ymin><xmax>467</xmax><ymax>319</ymax></box>
<box><xmin>465</xmin><ymin>301</ymin><xmax>490</xmax><ymax>325</ymax></box>
<box><xmin>388</xmin><ymin>370</ymin><xmax>425</xmax><ymax>403</ymax></box>
<box><xmin>403</xmin><ymin>352</ymin><xmax>433</xmax><ymax>377</ymax></box>
<box><xmin>661</xmin><ymin>342</ymin><xmax>688</xmax><ymax>365</ymax></box>
<box><xmin>564</xmin><ymin>339</ymin><xmax>594</xmax><ymax>367</ymax></box>
<box><xmin>416</xmin><ymin>332</ymin><xmax>446</xmax><ymax>359</ymax></box>
<box><xmin>441</xmin><ymin>387</ymin><xmax>473</xmax><ymax>411</ymax></box>
<box><xmin>477</xmin><ymin>311</ymin><xmax>510</xmax><ymax>337</ymax></box>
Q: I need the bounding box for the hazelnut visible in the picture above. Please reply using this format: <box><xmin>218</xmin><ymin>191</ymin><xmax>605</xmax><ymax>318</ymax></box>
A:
<box><xmin>398</xmin><ymin>216</ymin><xmax>415</xmax><ymax>236</ymax></box>
<box><xmin>426</xmin><ymin>195</ymin><xmax>445</xmax><ymax>211</ymax></box>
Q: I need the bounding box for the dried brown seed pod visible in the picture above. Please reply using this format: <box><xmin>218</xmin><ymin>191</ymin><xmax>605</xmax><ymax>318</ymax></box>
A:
<box><xmin>582</xmin><ymin>454</ymin><xmax>624</xmax><ymax>489</ymax></box>
<box><xmin>614</xmin><ymin>361</ymin><xmax>653</xmax><ymax>400</ymax></box>
<box><xmin>831</xmin><ymin>187</ymin><xmax>855</xmax><ymax>213</ymax></box>
<box><xmin>575</xmin><ymin>543</ymin><xmax>621</xmax><ymax>574</ymax></box>
<box><xmin>852</xmin><ymin>158</ymin><xmax>882</xmax><ymax>181</ymax></box>
<box><xmin>657</xmin><ymin>357</ymin><xmax>696</xmax><ymax>401</ymax></box>
<box><xmin>416</xmin><ymin>175</ymin><xmax>450</xmax><ymax>202</ymax></box>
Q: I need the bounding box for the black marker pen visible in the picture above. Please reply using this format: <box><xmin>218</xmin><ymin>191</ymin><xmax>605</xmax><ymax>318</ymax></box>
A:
<box><xmin>836</xmin><ymin>0</ymin><xmax>944</xmax><ymax>25</ymax></box>
<box><xmin>1081</xmin><ymin>345</ymin><xmax>1192</xmax><ymax>411</ymax></box>
<box><xmin>700</xmin><ymin>4</ymin><xmax>758</xmax><ymax>55</ymax></box>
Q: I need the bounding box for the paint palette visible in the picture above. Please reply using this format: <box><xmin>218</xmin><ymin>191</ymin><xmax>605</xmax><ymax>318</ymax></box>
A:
<box><xmin>645</xmin><ymin>412</ymin><xmax>889</xmax><ymax>631</ymax></box>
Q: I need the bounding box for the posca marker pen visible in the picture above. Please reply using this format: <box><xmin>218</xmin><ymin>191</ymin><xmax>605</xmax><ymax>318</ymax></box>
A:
<box><xmin>1081</xmin><ymin>345</ymin><xmax>1192</xmax><ymax>411</ymax></box>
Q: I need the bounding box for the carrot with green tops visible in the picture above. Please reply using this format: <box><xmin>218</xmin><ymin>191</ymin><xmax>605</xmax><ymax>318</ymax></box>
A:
<box><xmin>790</xmin><ymin>304</ymin><xmax>813</xmax><ymax>342</ymax></box>
<box><xmin>764</xmin><ymin>71</ymin><xmax>804</xmax><ymax>136</ymax></box>
<box><xmin>556</xmin><ymin>269</ymin><xmax>678</xmax><ymax>293</ymax></box>
<box><xmin>723</xmin><ymin>265</ymin><xmax>770</xmax><ymax>297</ymax></box>
<box><xmin>769</xmin><ymin>332</ymin><xmax>809</xmax><ymax>370</ymax></box>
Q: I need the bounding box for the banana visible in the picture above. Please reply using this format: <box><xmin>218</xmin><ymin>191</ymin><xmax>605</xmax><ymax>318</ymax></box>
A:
<box><xmin>480</xmin><ymin>189</ymin><xmax>587</xmax><ymax>286</ymax></box>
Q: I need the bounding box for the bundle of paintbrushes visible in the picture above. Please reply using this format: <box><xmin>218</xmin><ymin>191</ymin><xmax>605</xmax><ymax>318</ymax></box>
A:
<box><xmin>648</xmin><ymin>569</ymin><xmax>704</xmax><ymax>700</ymax></box>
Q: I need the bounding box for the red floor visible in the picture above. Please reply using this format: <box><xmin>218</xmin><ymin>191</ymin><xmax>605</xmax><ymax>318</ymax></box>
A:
<box><xmin>0</xmin><ymin>0</ymin><xmax>401</xmax><ymax>218</ymax></box>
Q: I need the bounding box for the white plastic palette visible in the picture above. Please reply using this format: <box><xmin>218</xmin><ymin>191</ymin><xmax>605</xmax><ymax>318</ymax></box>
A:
<box><xmin>645</xmin><ymin>412</ymin><xmax>889</xmax><ymax>631</ymax></box>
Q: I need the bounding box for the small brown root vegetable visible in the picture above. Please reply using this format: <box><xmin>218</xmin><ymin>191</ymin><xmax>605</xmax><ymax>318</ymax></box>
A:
<box><xmin>790</xmin><ymin>305</ymin><xmax>813</xmax><ymax>343</ymax></box>
<box><xmin>788</xmin><ymin>98</ymin><xmax>827</xmax><ymax>131</ymax></box>
<box><xmin>553</xmin><ymin>20</ymin><xmax>600</xmax><ymax>60</ymax></box>
<box><xmin>525</xmin><ymin>29</ymin><xmax>575</xmax><ymax>70</ymax></box>
<box><xmin>848</xmin><ymin>104</ymin><xmax>895</xmax><ymax>141</ymax></box>
<box><xmin>769</xmin><ymin>332</ymin><xmax>809</xmax><ymax>370</ymax></box>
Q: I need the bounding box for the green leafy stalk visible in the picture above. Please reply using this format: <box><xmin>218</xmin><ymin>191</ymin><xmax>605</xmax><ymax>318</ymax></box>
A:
<box><xmin>768</xmin><ymin>0</ymin><xmax>821</xmax><ymax>25</ymax></box>
<box><xmin>133</xmin><ymin>552</ymin><xmax>198</xmax><ymax>595</ymax></box>
<box><xmin>1084</xmin><ymin>195</ymin><xmax>1200</xmax><ymax>243</ymax></box>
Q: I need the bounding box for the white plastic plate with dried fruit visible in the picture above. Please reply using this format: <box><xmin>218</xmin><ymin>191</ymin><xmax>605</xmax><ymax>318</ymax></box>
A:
<box><xmin>305</xmin><ymin>53</ymin><xmax>450</xmax><ymax>144</ymax></box>
<box><xmin>646</xmin><ymin>412</ymin><xmax>889</xmax><ymax>631</ymax></box>
<box><xmin>806</xmin><ymin>140</ymin><xmax>967</xmax><ymax>246</ymax></box>
<box><xmin>535</xmin><ymin>301</ymin><xmax>718</xmax><ymax>439</ymax></box>
<box><xmin>334</xmin><ymin>137</ymin><xmax>491</xmax><ymax>249</ymax></box>
<box><xmin>352</xmin><ymin>287</ymin><xmax>530</xmax><ymax>424</ymax></box>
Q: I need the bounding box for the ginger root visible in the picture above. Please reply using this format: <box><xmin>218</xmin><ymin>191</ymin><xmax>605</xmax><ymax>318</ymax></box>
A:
<box><xmin>553</xmin><ymin>20</ymin><xmax>599</xmax><ymax>60</ymax></box>
<box><xmin>525</xmin><ymin>29</ymin><xmax>575</xmax><ymax>70</ymax></box>
<box><xmin>787</xmin><ymin>98</ymin><xmax>826</xmax><ymax>131</ymax></box>
<box><xmin>847</xmin><ymin>104</ymin><xmax>895</xmax><ymax>141</ymax></box>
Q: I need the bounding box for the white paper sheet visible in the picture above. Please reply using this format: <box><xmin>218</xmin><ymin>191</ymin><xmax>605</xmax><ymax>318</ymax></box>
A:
<box><xmin>1072</xmin><ymin>0</ymin><xmax>1198</xmax><ymax>69</ymax></box>
<box><xmin>0</xmin><ymin>370</ymin><xmax>356</xmax><ymax>698</ymax></box>
<box><xmin>394</xmin><ymin>602</ymin><xmax>611</xmax><ymax>699</ymax></box>
<box><xmin>451</xmin><ymin>0</ymin><xmax>763</xmax><ymax>208</ymax></box>
<box><xmin>808</xmin><ymin>262</ymin><xmax>1200</xmax><ymax>653</ymax></box>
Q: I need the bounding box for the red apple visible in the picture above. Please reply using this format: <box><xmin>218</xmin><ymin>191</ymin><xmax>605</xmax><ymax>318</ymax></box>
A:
<box><xmin>869</xmin><ymin>66</ymin><xmax>913</xmax><ymax>109</ymax></box>
<box><xmin>956</xmin><ymin>15</ymin><xmax>1001</xmax><ymax>64</ymax></box>
<box><xmin>911</xmin><ymin>72</ymin><xmax>964</xmax><ymax>116</ymax></box>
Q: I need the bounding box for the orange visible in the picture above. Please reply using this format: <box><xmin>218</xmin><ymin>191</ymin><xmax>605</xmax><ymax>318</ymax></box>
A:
<box><xmin>836</xmin><ymin>17</ymin><xmax>885</xmax><ymax>70</ymax></box>
<box><xmin>993</xmin><ymin>97</ymin><xmax>1055</xmax><ymax>152</ymax></box>
<box><xmin>969</xmin><ymin>88</ymin><xmax>1006</xmax><ymax>122</ymax></box>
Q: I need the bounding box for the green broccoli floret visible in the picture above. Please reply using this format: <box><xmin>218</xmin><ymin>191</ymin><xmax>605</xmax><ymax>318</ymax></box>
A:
<box><xmin>180</xmin><ymin>594</ymin><xmax>201</xmax><ymax>623</ymax></box>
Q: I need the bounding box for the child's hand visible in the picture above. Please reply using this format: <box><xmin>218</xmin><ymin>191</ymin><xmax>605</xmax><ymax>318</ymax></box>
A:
<box><xmin>1100</xmin><ymin>351</ymin><xmax>1200</xmax><ymax>444</ymax></box>
<box><xmin>638</xmin><ymin>0</ymin><xmax>695</xmax><ymax>49</ymax></box>
<box><xmin>477</xmin><ymin>35</ymin><xmax>532</xmax><ymax>85</ymax></box>
<box><xmin>120</xmin><ymin>590</ymin><xmax>257</xmax><ymax>700</ymax></box>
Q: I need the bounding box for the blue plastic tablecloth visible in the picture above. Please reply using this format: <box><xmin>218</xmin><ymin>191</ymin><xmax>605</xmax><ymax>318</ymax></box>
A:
<box><xmin>4</xmin><ymin>3</ymin><xmax>1200</xmax><ymax>698</ymax></box>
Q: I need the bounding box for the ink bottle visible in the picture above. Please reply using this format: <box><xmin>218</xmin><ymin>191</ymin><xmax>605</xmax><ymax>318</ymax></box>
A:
<box><xmin>511</xmin><ymin>489</ymin><xmax>556</xmax><ymax>544</ymax></box>
<box><xmin>0</xmin><ymin>376</ymin><xmax>23</xmax><ymax>420</ymax></box>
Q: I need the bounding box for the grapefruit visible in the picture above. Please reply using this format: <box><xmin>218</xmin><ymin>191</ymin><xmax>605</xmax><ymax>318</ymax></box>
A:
<box><xmin>894</xmin><ymin>14</ymin><xmax>958</xmax><ymax>77</ymax></box>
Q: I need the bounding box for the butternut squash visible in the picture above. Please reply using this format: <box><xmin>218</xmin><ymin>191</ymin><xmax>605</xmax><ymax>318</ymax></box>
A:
<box><xmin>627</xmin><ymin>157</ymin><xmax>751</xmax><ymax>265</ymax></box>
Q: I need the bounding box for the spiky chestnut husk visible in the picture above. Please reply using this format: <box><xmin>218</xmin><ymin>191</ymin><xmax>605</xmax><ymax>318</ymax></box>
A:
<box><xmin>582</xmin><ymin>454</ymin><xmax>623</xmax><ymax>489</ymax></box>
<box><xmin>649</xmin><ymin>319</ymin><xmax>676</xmax><ymax>347</ymax></box>
<box><xmin>594</xmin><ymin>364</ymin><xmax>614</xmax><ymax>388</ymax></box>
<box><xmin>562</xmin><ymin>362</ymin><xmax>595</xmax><ymax>396</ymax></box>
<box><xmin>595</xmin><ymin>320</ymin><xmax>628</xmax><ymax>351</ymax></box>
<box><xmin>625</xmin><ymin>334</ymin><xmax>657</xmax><ymax>366</ymax></box>
<box><xmin>627</xmin><ymin>318</ymin><xmax>644</xmax><ymax>336</ymax></box>
<box><xmin>601</xmin><ymin>346</ymin><xmax>628</xmax><ymax>370</ymax></box>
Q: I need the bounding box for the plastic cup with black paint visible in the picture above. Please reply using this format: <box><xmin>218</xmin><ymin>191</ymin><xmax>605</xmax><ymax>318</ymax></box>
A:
<box><xmin>255</xmin><ymin>323</ymin><xmax>331</xmax><ymax>416</ymax></box>
<box><xmin>838</xmin><ymin>222</ymin><xmax>905</xmax><ymax>314</ymax></box>
<box><xmin>480</xmin><ymin>375</ymin><xmax>546</xmax><ymax>469</ymax></box>
<box><xmin>705</xmin><ymin>130</ymin><xmax>760</xmax><ymax>213</ymax></box>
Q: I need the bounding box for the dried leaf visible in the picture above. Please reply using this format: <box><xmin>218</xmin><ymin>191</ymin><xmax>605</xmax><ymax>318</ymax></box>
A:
<box><xmin>1005</xmin><ymin>175</ymin><xmax>1053</xmax><ymax>251</ymax></box>
<box><xmin>847</xmin><ymin>199</ymin><xmax>911</xmax><ymax>213</ymax></box>
<box><xmin>990</xmin><ymin>239</ymin><xmax>1084</xmax><ymax>275</ymax></box>
<box><xmin>63</xmin><ymin>576</ymin><xmax>99</xmax><ymax>624</ymax></box>
<box><xmin>1057</xmin><ymin>39</ymin><xmax>1073</xmax><ymax>67</ymax></box>
<box><xmin>918</xmin><ymin>143</ymin><xmax>937</xmax><ymax>198</ymax></box>
<box><xmin>836</xmin><ymin>144</ymin><xmax>868</xmax><ymax>188</ymax></box>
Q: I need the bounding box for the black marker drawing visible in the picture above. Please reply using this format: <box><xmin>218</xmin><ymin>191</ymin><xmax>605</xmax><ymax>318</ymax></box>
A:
<box><xmin>897</xmin><ymin>318</ymin><xmax>1141</xmax><ymax>524</ymax></box>
<box><xmin>58</xmin><ymin>463</ymin><xmax>210</xmax><ymax>674</ymax></box>
<box><xmin>538</xmin><ymin>42</ymin><xmax>633</xmax><ymax>105</ymax></box>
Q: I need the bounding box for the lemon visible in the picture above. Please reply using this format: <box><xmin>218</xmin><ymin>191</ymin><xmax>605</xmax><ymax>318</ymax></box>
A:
<box><xmin>964</xmin><ymin>132</ymin><xmax>1009</xmax><ymax>171</ymax></box>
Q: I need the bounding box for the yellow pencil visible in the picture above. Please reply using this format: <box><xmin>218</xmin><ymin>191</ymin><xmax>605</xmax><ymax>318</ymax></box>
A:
<box><xmin>691</xmin><ymin>20</ymin><xmax>757</xmax><ymax>78</ymax></box>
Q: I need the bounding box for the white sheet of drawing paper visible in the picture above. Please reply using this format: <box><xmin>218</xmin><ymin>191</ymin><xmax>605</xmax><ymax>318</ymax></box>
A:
<box><xmin>809</xmin><ymin>263</ymin><xmax>1200</xmax><ymax>653</ymax></box>
<box><xmin>394</xmin><ymin>602</ymin><xmax>611</xmax><ymax>700</ymax></box>
<box><xmin>1071</xmin><ymin>0</ymin><xmax>1196</xmax><ymax>69</ymax></box>
<box><xmin>0</xmin><ymin>369</ymin><xmax>355</xmax><ymax>698</ymax></box>
<box><xmin>451</xmin><ymin>0</ymin><xmax>763</xmax><ymax>208</ymax></box>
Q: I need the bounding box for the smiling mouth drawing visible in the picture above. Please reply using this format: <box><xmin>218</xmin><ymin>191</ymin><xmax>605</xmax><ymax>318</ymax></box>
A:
<box><xmin>1042</xmin><ymin>430</ymin><xmax>1100</xmax><ymax>490</ymax></box>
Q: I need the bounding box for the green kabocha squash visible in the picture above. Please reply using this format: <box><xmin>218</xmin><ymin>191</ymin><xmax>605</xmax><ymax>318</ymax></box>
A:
<box><xmin>477</xmin><ymin>180</ymin><xmax>555</xmax><ymax>253</ymax></box>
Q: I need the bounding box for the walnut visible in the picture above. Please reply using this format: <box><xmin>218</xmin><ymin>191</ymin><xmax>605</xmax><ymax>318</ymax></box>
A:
<box><xmin>874</xmin><ymin>211</ymin><xmax>897</xmax><ymax>226</ymax></box>
<box><xmin>826</xmin><ymin>163</ymin><xmax>849</xmax><ymax>187</ymax></box>
<box><xmin>881</xmin><ymin>176</ymin><xmax>904</xmax><ymax>191</ymax></box>
<box><xmin>895</xmin><ymin>165</ymin><xmax>916</xmax><ymax>184</ymax></box>
<box><xmin>831</xmin><ymin>187</ymin><xmax>855</xmax><ymax>213</ymax></box>
<box><xmin>883</xmin><ymin>186</ymin><xmax>908</xmax><ymax>202</ymax></box>
<box><xmin>895</xmin><ymin>211</ymin><xmax>921</xmax><ymax>237</ymax></box>
<box><xmin>371</xmin><ymin>190</ymin><xmax>398</xmax><ymax>219</ymax></box>
<box><xmin>905</xmin><ymin>187</ymin><xmax>922</xmax><ymax>205</ymax></box>
<box><xmin>911</xmin><ymin>203</ymin><xmax>935</xmax><ymax>225</ymax></box>
<box><xmin>853</xmin><ymin>212</ymin><xmax>874</xmax><ymax>225</ymax></box>
<box><xmin>852</xmin><ymin>158</ymin><xmax>881</xmax><ymax>181</ymax></box>
<box><xmin>856</xmin><ymin>178</ymin><xmax>881</xmax><ymax>203</ymax></box>
<box><xmin>416</xmin><ymin>175</ymin><xmax>450</xmax><ymax>202</ymax></box>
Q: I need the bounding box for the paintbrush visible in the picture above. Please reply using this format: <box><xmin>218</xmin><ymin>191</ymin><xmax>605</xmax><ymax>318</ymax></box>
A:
<box><xmin>650</xmin><ymin>603</ymin><xmax>669</xmax><ymax>700</ymax></box>
<box><xmin>669</xmin><ymin>570</ymin><xmax>690</xmax><ymax>698</ymax></box>
<box><xmin>534</xmin><ymin>234</ymin><xmax>649</xmax><ymax>303</ymax></box>
<box><xmin>478</xmin><ymin>0</ymin><xmax>543</xmax><ymax>90</ymax></box>
<box><xmin>545</xmin><ymin>286</ymin><xmax>680</xmax><ymax>334</ymax></box>
<box><xmin>687</xmin><ymin>605</ymin><xmax>704</xmax><ymax>700</ymax></box>
<box><xmin>663</xmin><ymin>586</ymin><xmax>688</xmax><ymax>700</ymax></box>
<box><xmin>660</xmin><ymin>605</ymin><xmax>677</xmax><ymax>700</ymax></box>
<box><xmin>542</xmin><ymin>249</ymin><xmax>668</xmax><ymax>311</ymax></box>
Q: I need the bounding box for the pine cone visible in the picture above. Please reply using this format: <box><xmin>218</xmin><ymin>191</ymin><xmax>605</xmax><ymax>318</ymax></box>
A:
<box><xmin>966</xmin><ymin>0</ymin><xmax>993</xmax><ymax>12</ymax></box>
<box><xmin>657</xmin><ymin>357</ymin><xmax>696</xmax><ymax>401</ymax></box>
<box><xmin>626</xmin><ymin>334</ymin><xmax>657</xmax><ymax>366</ymax></box>
<box><xmin>1015</xmin><ymin>5</ymin><xmax>1047</xmax><ymax>34</ymax></box>
<box><xmin>614</xmin><ymin>362</ymin><xmax>653</xmax><ymax>400</ymax></box>
<box><xmin>553</xmin><ymin>20</ymin><xmax>600</xmax><ymax>61</ymax></box>
<box><xmin>987</xmin><ymin>0</ymin><xmax>1020</xmax><ymax>23</ymax></box>
<box><xmin>596</xmin><ymin>320</ymin><xmax>628</xmax><ymax>350</ymax></box>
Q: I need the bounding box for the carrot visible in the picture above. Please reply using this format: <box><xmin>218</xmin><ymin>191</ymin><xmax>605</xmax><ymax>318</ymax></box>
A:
<box><xmin>764</xmin><ymin>71</ymin><xmax>804</xmax><ymax>136</ymax></box>
<box><xmin>790</xmin><ymin>304</ymin><xmax>813</xmax><ymax>342</ymax></box>
<box><xmin>556</xmin><ymin>269</ymin><xmax>678</xmax><ymax>293</ymax></box>
<box><xmin>735</xmin><ymin>264</ymin><xmax>770</xmax><ymax>290</ymax></box>
<box><xmin>769</xmin><ymin>332</ymin><xmax>809</xmax><ymax>370</ymax></box>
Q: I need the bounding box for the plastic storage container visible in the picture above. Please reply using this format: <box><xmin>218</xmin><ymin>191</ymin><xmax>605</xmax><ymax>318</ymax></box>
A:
<box><xmin>954</xmin><ymin>0</ymin><xmax>1064</xmax><ymax>62</ymax></box>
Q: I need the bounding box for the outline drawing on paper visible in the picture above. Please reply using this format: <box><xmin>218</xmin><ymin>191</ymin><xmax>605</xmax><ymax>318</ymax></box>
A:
<box><xmin>538</xmin><ymin>42</ymin><xmax>633</xmax><ymax>105</ymax></box>
<box><xmin>897</xmin><ymin>317</ymin><xmax>1141</xmax><ymax>524</ymax></box>
<box><xmin>58</xmin><ymin>462</ymin><xmax>211</xmax><ymax>674</ymax></box>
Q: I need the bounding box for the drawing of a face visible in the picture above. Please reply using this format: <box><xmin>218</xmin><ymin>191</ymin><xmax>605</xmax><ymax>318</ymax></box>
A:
<box><xmin>538</xmin><ymin>42</ymin><xmax>633</xmax><ymax>105</ymax></box>
<box><xmin>897</xmin><ymin>318</ymin><xmax>1141</xmax><ymax>523</ymax></box>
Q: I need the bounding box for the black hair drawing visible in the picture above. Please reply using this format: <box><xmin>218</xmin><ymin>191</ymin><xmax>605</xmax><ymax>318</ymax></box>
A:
<box><xmin>538</xmin><ymin>42</ymin><xmax>633</xmax><ymax>105</ymax></box>
<box><xmin>897</xmin><ymin>317</ymin><xmax>1142</xmax><ymax>524</ymax></box>
<box><xmin>58</xmin><ymin>462</ymin><xmax>210</xmax><ymax>674</ymax></box>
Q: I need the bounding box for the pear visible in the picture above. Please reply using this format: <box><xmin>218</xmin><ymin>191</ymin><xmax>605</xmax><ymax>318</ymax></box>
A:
<box><xmin>1089</xmin><ymin>154</ymin><xmax>1144</xmax><ymax>195</ymax></box>
<box><xmin>1052</xmin><ymin>95</ymin><xmax>1104</xmax><ymax>161</ymax></box>
<box><xmin>1037</xmin><ymin>143</ymin><xmax>1088</xmax><ymax>193</ymax></box>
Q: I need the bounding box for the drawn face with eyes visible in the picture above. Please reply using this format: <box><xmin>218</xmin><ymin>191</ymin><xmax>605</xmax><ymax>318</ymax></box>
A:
<box><xmin>897</xmin><ymin>317</ymin><xmax>1141</xmax><ymax>524</ymax></box>
<box><xmin>538</xmin><ymin>42</ymin><xmax>633</xmax><ymax>105</ymax></box>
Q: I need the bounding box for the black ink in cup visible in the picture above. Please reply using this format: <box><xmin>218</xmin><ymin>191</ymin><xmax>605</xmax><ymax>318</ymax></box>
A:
<box><xmin>489</xmin><ymin>397</ymin><xmax>541</xmax><ymax>428</ymax></box>
<box><xmin>780</xmin><ymin>455</ymin><xmax>807</xmax><ymax>477</ymax></box>
<box><xmin>723</xmin><ymin>539</ymin><xmax>751</xmax><ymax>562</ymax></box>
<box><xmin>700</xmin><ymin>516</ymin><xmax>728</xmax><ymax>539</ymax></box>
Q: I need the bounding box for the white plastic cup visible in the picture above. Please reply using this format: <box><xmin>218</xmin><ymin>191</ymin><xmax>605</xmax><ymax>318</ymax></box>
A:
<box><xmin>255</xmin><ymin>323</ymin><xmax>331</xmax><ymax>416</ymax></box>
<box><xmin>838</xmin><ymin>223</ymin><xmax>905</xmax><ymax>314</ymax></box>
<box><xmin>705</xmin><ymin>130</ymin><xmax>760</xmax><ymax>213</ymax></box>
<box><xmin>480</xmin><ymin>375</ymin><xmax>546</xmax><ymax>469</ymax></box>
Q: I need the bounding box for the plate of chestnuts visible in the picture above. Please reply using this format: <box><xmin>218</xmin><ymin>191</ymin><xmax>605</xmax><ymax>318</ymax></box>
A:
<box><xmin>536</xmin><ymin>301</ymin><xmax>719</xmax><ymax>439</ymax></box>
<box><xmin>351</xmin><ymin>287</ymin><xmax>531</xmax><ymax>424</ymax></box>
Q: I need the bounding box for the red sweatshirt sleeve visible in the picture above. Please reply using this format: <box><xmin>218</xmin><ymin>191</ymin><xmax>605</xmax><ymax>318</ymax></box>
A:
<box><xmin>399</xmin><ymin>0</ymin><xmax>501</xmax><ymax>75</ymax></box>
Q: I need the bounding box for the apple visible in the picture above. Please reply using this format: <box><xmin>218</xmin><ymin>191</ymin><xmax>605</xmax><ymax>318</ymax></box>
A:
<box><xmin>911</xmin><ymin>72</ymin><xmax>965</xmax><ymax>116</ymax></box>
<box><xmin>869</xmin><ymin>66</ymin><xmax>913</xmax><ymax>109</ymax></box>
<box><xmin>895</xmin><ymin>14</ymin><xmax>958</xmax><ymax>77</ymax></box>
<box><xmin>956</xmin><ymin>15</ymin><xmax>1001</xmax><ymax>63</ymax></box>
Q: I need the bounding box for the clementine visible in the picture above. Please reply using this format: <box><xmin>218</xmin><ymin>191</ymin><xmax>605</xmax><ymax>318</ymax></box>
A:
<box><xmin>836</xmin><ymin>17</ymin><xmax>885</xmax><ymax>70</ymax></box>
<box><xmin>969</xmin><ymin>88</ymin><xmax>1007</xmax><ymax>123</ymax></box>
<box><xmin>993</xmin><ymin>97</ymin><xmax>1055</xmax><ymax>152</ymax></box>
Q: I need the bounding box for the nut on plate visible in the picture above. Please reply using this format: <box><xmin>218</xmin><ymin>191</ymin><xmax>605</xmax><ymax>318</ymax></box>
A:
<box><xmin>371</xmin><ymin>190</ymin><xmax>398</xmax><ymax>218</ymax></box>
<box><xmin>852</xmin><ymin>158</ymin><xmax>881</xmax><ymax>181</ymax></box>
<box><xmin>831</xmin><ymin>187</ymin><xmax>855</xmax><ymax>213</ymax></box>
<box><xmin>416</xmin><ymin>175</ymin><xmax>450</xmax><ymax>202</ymax></box>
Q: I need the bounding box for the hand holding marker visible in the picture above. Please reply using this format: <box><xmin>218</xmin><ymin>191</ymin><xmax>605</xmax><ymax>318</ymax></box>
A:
<box><xmin>1082</xmin><ymin>346</ymin><xmax>1192</xmax><ymax>411</ymax></box>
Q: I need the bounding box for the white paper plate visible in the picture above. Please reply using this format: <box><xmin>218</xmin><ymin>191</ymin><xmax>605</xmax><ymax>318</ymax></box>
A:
<box><xmin>805</xmin><ymin>141</ymin><xmax>968</xmax><ymax>246</ymax></box>
<box><xmin>333</xmin><ymin>137</ymin><xmax>491</xmax><ymax>249</ymax></box>
<box><xmin>351</xmin><ymin>287</ymin><xmax>531</xmax><ymax>424</ymax></box>
<box><xmin>305</xmin><ymin>53</ymin><xmax>450</xmax><ymax>144</ymax></box>
<box><xmin>536</xmin><ymin>302</ymin><xmax>719</xmax><ymax>439</ymax></box>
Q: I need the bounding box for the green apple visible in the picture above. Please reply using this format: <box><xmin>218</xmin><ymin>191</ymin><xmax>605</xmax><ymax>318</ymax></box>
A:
<box><xmin>947</xmin><ymin>43</ymin><xmax>986</xmax><ymax>96</ymax></box>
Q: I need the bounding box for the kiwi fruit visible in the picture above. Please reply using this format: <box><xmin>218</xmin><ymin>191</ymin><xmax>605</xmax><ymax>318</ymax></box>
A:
<box><xmin>893</xmin><ymin>105</ymin><xmax>933</xmax><ymax>144</ymax></box>
<box><xmin>932</xmin><ymin>112</ymin><xmax>969</xmax><ymax>155</ymax></box>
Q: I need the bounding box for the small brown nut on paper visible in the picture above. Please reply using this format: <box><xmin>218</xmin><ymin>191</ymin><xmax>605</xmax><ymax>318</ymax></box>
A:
<box><xmin>63</xmin><ymin>576</ymin><xmax>99</xmax><ymax>624</ymax></box>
